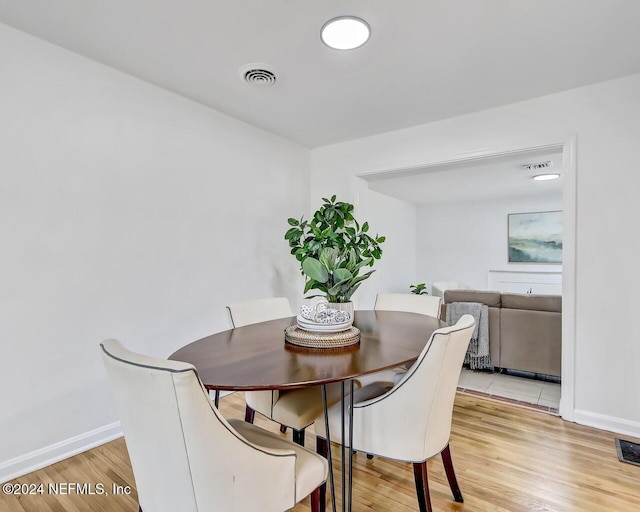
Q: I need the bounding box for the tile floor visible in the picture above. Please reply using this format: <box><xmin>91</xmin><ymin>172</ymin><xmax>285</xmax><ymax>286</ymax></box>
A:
<box><xmin>457</xmin><ymin>368</ymin><xmax>560</xmax><ymax>414</ymax></box>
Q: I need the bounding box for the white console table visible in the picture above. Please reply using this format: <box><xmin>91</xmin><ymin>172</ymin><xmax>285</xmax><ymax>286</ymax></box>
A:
<box><xmin>488</xmin><ymin>269</ymin><xmax>562</xmax><ymax>295</ymax></box>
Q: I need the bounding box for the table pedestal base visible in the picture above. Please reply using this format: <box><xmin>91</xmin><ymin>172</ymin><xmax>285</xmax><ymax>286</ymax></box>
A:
<box><xmin>321</xmin><ymin>381</ymin><xmax>355</xmax><ymax>512</ymax></box>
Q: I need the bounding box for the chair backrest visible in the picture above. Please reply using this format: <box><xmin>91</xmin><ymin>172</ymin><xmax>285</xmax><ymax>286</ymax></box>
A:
<box><xmin>101</xmin><ymin>340</ymin><xmax>297</xmax><ymax>512</ymax></box>
<box><xmin>374</xmin><ymin>292</ymin><xmax>442</xmax><ymax>318</ymax></box>
<box><xmin>353</xmin><ymin>315</ymin><xmax>474</xmax><ymax>461</ymax></box>
<box><xmin>226</xmin><ymin>297</ymin><xmax>293</xmax><ymax>328</ymax></box>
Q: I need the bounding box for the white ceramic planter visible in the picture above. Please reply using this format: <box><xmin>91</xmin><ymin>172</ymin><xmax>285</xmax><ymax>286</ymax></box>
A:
<box><xmin>328</xmin><ymin>301</ymin><xmax>354</xmax><ymax>320</ymax></box>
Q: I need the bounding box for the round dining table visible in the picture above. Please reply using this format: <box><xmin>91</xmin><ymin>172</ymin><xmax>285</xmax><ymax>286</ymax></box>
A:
<box><xmin>170</xmin><ymin>310</ymin><xmax>445</xmax><ymax>390</ymax></box>
<box><xmin>169</xmin><ymin>310</ymin><xmax>445</xmax><ymax>512</ymax></box>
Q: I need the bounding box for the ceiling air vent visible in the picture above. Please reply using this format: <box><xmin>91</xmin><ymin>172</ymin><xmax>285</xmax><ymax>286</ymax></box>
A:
<box><xmin>521</xmin><ymin>161</ymin><xmax>552</xmax><ymax>171</ymax></box>
<box><xmin>238</xmin><ymin>63</ymin><xmax>277</xmax><ymax>87</ymax></box>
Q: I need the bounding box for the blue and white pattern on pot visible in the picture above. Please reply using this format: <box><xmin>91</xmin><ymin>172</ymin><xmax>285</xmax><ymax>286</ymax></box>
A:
<box><xmin>300</xmin><ymin>298</ymin><xmax>351</xmax><ymax>324</ymax></box>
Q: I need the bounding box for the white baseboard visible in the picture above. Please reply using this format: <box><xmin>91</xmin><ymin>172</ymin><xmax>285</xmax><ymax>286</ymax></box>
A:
<box><xmin>574</xmin><ymin>409</ymin><xmax>640</xmax><ymax>439</ymax></box>
<box><xmin>0</xmin><ymin>422</ymin><xmax>122</xmax><ymax>484</ymax></box>
<box><xmin>3</xmin><ymin>410</ymin><xmax>637</xmax><ymax>485</ymax></box>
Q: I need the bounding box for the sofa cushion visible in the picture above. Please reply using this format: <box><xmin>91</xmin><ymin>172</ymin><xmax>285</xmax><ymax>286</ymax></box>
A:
<box><xmin>443</xmin><ymin>289</ymin><xmax>502</xmax><ymax>308</ymax></box>
<box><xmin>500</xmin><ymin>309</ymin><xmax>562</xmax><ymax>377</ymax></box>
<box><xmin>501</xmin><ymin>293</ymin><xmax>561</xmax><ymax>313</ymax></box>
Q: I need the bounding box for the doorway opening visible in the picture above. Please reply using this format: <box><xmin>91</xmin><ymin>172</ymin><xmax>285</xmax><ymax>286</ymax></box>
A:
<box><xmin>350</xmin><ymin>139</ymin><xmax>576</xmax><ymax>420</ymax></box>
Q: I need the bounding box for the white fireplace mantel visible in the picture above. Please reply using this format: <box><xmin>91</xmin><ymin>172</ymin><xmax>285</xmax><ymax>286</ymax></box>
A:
<box><xmin>487</xmin><ymin>269</ymin><xmax>562</xmax><ymax>295</ymax></box>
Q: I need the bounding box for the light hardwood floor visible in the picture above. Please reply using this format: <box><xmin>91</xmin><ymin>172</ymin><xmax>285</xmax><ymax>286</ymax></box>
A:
<box><xmin>2</xmin><ymin>392</ymin><xmax>639</xmax><ymax>512</ymax></box>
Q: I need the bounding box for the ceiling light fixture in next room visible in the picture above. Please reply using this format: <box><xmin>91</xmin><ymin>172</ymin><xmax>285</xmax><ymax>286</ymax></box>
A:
<box><xmin>532</xmin><ymin>173</ymin><xmax>561</xmax><ymax>181</ymax></box>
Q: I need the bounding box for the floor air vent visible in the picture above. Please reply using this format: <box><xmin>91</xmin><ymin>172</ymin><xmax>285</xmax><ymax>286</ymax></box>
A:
<box><xmin>616</xmin><ymin>438</ymin><xmax>640</xmax><ymax>466</ymax></box>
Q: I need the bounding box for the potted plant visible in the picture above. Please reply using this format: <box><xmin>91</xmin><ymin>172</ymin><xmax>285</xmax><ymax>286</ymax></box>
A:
<box><xmin>409</xmin><ymin>283</ymin><xmax>429</xmax><ymax>295</ymax></box>
<box><xmin>285</xmin><ymin>195</ymin><xmax>385</xmax><ymax>315</ymax></box>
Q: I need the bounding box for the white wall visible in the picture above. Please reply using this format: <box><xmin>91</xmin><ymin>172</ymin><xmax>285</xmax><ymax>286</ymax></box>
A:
<box><xmin>311</xmin><ymin>73</ymin><xmax>640</xmax><ymax>436</ymax></box>
<box><xmin>351</xmin><ymin>187</ymin><xmax>416</xmax><ymax>309</ymax></box>
<box><xmin>416</xmin><ymin>193</ymin><xmax>562</xmax><ymax>290</ymax></box>
<box><xmin>0</xmin><ymin>23</ymin><xmax>309</xmax><ymax>480</ymax></box>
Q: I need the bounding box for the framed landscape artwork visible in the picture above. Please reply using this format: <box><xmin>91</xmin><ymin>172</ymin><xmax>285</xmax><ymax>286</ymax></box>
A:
<box><xmin>508</xmin><ymin>211</ymin><xmax>563</xmax><ymax>263</ymax></box>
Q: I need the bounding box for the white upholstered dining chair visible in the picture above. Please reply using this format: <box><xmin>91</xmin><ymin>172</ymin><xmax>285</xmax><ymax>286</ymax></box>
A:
<box><xmin>226</xmin><ymin>297</ymin><xmax>354</xmax><ymax>447</ymax></box>
<box><xmin>314</xmin><ymin>315</ymin><xmax>475</xmax><ymax>512</ymax></box>
<box><xmin>358</xmin><ymin>292</ymin><xmax>443</xmax><ymax>387</ymax></box>
<box><xmin>374</xmin><ymin>292</ymin><xmax>442</xmax><ymax>318</ymax></box>
<box><xmin>101</xmin><ymin>339</ymin><xmax>328</xmax><ymax>512</ymax></box>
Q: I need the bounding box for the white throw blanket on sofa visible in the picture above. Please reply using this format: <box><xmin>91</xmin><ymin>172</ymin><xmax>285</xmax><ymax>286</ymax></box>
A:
<box><xmin>446</xmin><ymin>302</ymin><xmax>490</xmax><ymax>370</ymax></box>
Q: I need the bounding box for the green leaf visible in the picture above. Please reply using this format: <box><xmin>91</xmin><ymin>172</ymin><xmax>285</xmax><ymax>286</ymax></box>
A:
<box><xmin>319</xmin><ymin>247</ymin><xmax>340</xmax><ymax>271</ymax></box>
<box><xmin>312</xmin><ymin>282</ymin><xmax>328</xmax><ymax>293</ymax></box>
<box><xmin>324</xmin><ymin>208</ymin><xmax>335</xmax><ymax>222</ymax></box>
<box><xmin>346</xmin><ymin>248</ymin><xmax>357</xmax><ymax>270</ymax></box>
<box><xmin>328</xmin><ymin>282</ymin><xmax>347</xmax><ymax>296</ymax></box>
<box><xmin>305</xmin><ymin>241</ymin><xmax>319</xmax><ymax>253</ymax></box>
<box><xmin>302</xmin><ymin>257</ymin><xmax>329</xmax><ymax>283</ymax></box>
<box><xmin>287</xmin><ymin>218</ymin><xmax>299</xmax><ymax>226</ymax></box>
<box><xmin>377</xmin><ymin>236</ymin><xmax>386</xmax><ymax>243</ymax></box>
<box><xmin>344</xmin><ymin>282</ymin><xmax>362</xmax><ymax>301</ymax></box>
<box><xmin>304</xmin><ymin>279</ymin><xmax>315</xmax><ymax>294</ymax></box>
<box><xmin>349</xmin><ymin>270</ymin><xmax>375</xmax><ymax>287</ymax></box>
<box><xmin>331</xmin><ymin>194</ymin><xmax>336</xmax><ymax>202</ymax></box>
<box><xmin>284</xmin><ymin>228</ymin><xmax>301</xmax><ymax>240</ymax></box>
<box><xmin>328</xmin><ymin>274</ymin><xmax>353</xmax><ymax>295</ymax></box>
<box><xmin>333</xmin><ymin>268</ymin><xmax>353</xmax><ymax>284</ymax></box>
<box><xmin>353</xmin><ymin>257</ymin><xmax>372</xmax><ymax>271</ymax></box>
<box><xmin>362</xmin><ymin>222</ymin><xmax>369</xmax><ymax>233</ymax></box>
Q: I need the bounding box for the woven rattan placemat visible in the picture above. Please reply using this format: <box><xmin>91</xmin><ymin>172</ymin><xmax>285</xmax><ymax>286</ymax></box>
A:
<box><xmin>284</xmin><ymin>325</ymin><xmax>360</xmax><ymax>349</ymax></box>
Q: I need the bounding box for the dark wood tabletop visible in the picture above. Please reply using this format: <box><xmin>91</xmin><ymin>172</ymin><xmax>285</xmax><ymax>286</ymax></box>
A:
<box><xmin>169</xmin><ymin>310</ymin><xmax>446</xmax><ymax>391</ymax></box>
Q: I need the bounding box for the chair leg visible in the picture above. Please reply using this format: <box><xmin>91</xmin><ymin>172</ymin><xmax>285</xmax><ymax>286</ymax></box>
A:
<box><xmin>316</xmin><ymin>436</ymin><xmax>328</xmax><ymax>458</ymax></box>
<box><xmin>413</xmin><ymin>461</ymin><xmax>432</xmax><ymax>512</ymax></box>
<box><xmin>310</xmin><ymin>483</ymin><xmax>326</xmax><ymax>512</ymax></box>
<box><xmin>441</xmin><ymin>443</ymin><xmax>464</xmax><ymax>503</ymax></box>
<box><xmin>244</xmin><ymin>405</ymin><xmax>255</xmax><ymax>424</ymax></box>
<box><xmin>292</xmin><ymin>428</ymin><xmax>305</xmax><ymax>446</ymax></box>
<box><xmin>280</xmin><ymin>424</ymin><xmax>287</xmax><ymax>434</ymax></box>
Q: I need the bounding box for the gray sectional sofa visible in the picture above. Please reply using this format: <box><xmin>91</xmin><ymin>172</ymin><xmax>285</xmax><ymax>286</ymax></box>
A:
<box><xmin>441</xmin><ymin>289</ymin><xmax>562</xmax><ymax>378</ymax></box>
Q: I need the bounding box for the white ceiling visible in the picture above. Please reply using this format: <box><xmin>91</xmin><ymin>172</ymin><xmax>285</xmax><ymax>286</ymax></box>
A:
<box><xmin>1</xmin><ymin>1</ymin><xmax>640</xmax><ymax>148</ymax></box>
<box><xmin>365</xmin><ymin>148</ymin><xmax>563</xmax><ymax>205</ymax></box>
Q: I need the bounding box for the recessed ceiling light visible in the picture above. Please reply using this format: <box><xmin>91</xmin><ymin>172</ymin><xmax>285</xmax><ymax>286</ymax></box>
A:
<box><xmin>532</xmin><ymin>173</ymin><xmax>561</xmax><ymax>181</ymax></box>
<box><xmin>321</xmin><ymin>16</ymin><xmax>370</xmax><ymax>50</ymax></box>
